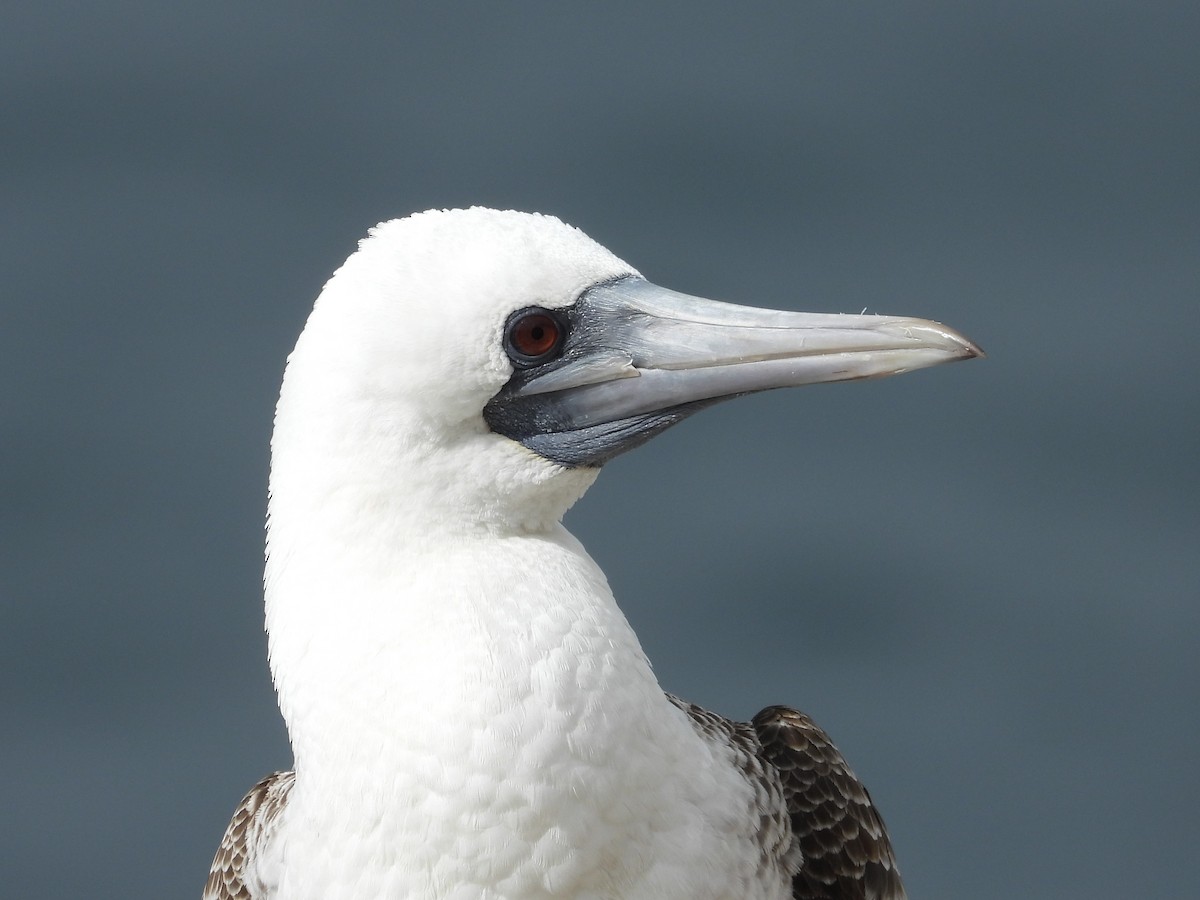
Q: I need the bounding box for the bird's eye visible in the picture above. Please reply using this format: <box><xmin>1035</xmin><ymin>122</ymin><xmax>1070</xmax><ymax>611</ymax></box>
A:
<box><xmin>504</xmin><ymin>308</ymin><xmax>565</xmax><ymax>366</ymax></box>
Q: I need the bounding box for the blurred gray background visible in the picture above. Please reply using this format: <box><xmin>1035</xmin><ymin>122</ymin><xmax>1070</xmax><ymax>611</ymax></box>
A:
<box><xmin>3</xmin><ymin>2</ymin><xmax>1197</xmax><ymax>898</ymax></box>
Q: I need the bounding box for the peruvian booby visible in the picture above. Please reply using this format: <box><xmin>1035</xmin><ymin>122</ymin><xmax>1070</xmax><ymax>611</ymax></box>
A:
<box><xmin>204</xmin><ymin>208</ymin><xmax>981</xmax><ymax>900</ymax></box>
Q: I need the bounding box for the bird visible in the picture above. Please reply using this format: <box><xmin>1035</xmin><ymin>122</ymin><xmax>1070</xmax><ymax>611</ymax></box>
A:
<box><xmin>204</xmin><ymin>207</ymin><xmax>982</xmax><ymax>900</ymax></box>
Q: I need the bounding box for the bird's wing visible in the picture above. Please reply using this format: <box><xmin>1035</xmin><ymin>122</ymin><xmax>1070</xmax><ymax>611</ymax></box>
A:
<box><xmin>670</xmin><ymin>695</ymin><xmax>905</xmax><ymax>900</ymax></box>
<box><xmin>203</xmin><ymin>771</ymin><xmax>294</xmax><ymax>900</ymax></box>
<box><xmin>752</xmin><ymin>705</ymin><xmax>906</xmax><ymax>900</ymax></box>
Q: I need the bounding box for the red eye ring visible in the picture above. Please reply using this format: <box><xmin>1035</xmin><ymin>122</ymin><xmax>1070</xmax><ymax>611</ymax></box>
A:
<box><xmin>505</xmin><ymin>308</ymin><xmax>565</xmax><ymax>365</ymax></box>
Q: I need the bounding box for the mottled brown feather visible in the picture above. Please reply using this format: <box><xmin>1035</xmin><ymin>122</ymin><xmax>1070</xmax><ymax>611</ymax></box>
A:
<box><xmin>670</xmin><ymin>696</ymin><xmax>904</xmax><ymax>900</ymax></box>
<box><xmin>203</xmin><ymin>771</ymin><xmax>294</xmax><ymax>900</ymax></box>
<box><xmin>752</xmin><ymin>706</ymin><xmax>906</xmax><ymax>900</ymax></box>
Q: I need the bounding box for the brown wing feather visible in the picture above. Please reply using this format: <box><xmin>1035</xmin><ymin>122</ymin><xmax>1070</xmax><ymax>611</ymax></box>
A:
<box><xmin>203</xmin><ymin>771</ymin><xmax>295</xmax><ymax>900</ymax></box>
<box><xmin>753</xmin><ymin>706</ymin><xmax>906</xmax><ymax>900</ymax></box>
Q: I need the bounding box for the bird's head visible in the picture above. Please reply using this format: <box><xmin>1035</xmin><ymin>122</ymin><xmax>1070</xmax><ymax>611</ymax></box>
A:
<box><xmin>270</xmin><ymin>208</ymin><xmax>981</xmax><ymax>539</ymax></box>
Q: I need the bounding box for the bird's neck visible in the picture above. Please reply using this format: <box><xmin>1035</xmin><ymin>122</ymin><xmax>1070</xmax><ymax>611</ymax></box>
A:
<box><xmin>264</xmin><ymin>505</ymin><xmax>664</xmax><ymax>786</ymax></box>
<box><xmin>260</xmin><ymin>500</ymin><xmax>774</xmax><ymax>900</ymax></box>
<box><xmin>262</xmin><ymin>386</ymin><xmax>638</xmax><ymax>793</ymax></box>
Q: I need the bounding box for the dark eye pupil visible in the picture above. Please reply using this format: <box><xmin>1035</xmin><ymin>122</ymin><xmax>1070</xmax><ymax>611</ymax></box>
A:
<box><xmin>508</xmin><ymin>311</ymin><xmax>562</xmax><ymax>360</ymax></box>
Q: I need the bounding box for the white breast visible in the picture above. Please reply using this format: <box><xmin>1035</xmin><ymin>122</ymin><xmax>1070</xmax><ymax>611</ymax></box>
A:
<box><xmin>259</xmin><ymin>526</ymin><xmax>786</xmax><ymax>900</ymax></box>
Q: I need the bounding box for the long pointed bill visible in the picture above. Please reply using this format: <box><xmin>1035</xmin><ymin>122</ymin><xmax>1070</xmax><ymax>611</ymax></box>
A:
<box><xmin>484</xmin><ymin>276</ymin><xmax>983</xmax><ymax>468</ymax></box>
